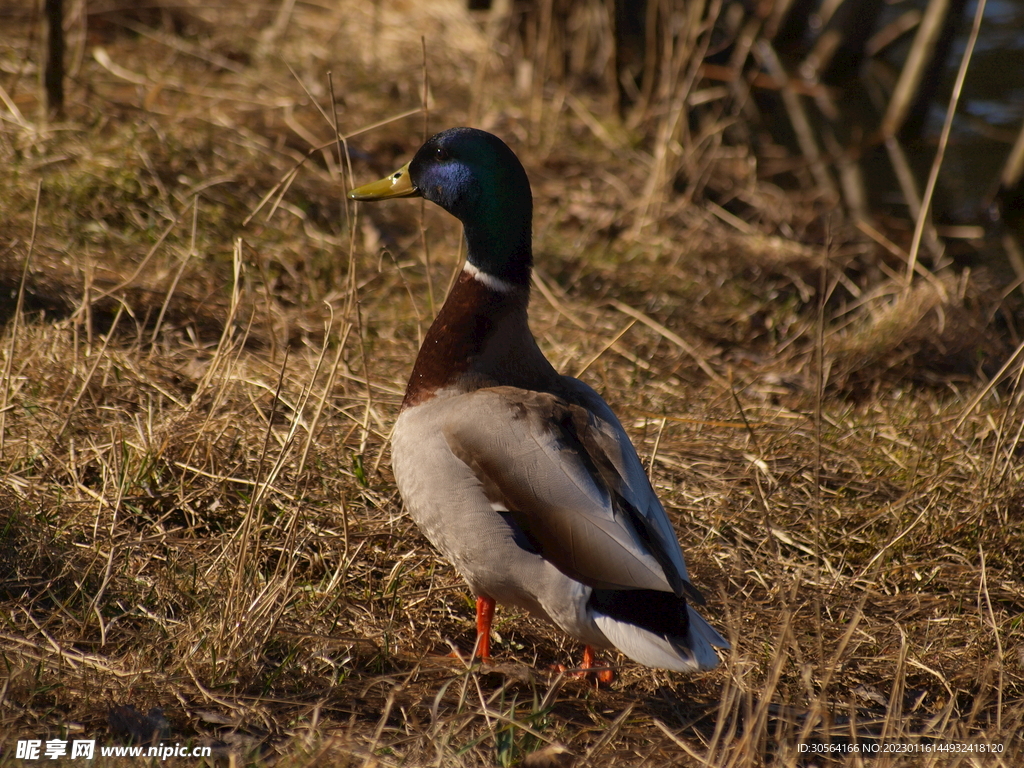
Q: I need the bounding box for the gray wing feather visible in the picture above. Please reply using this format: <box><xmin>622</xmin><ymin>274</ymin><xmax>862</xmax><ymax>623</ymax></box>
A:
<box><xmin>442</xmin><ymin>385</ymin><xmax>702</xmax><ymax>599</ymax></box>
<box><xmin>558</xmin><ymin>378</ymin><xmax>704</xmax><ymax>603</ymax></box>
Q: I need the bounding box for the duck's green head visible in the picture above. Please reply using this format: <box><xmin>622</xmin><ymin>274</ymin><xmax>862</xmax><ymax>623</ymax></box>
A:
<box><xmin>349</xmin><ymin>127</ymin><xmax>533</xmax><ymax>287</ymax></box>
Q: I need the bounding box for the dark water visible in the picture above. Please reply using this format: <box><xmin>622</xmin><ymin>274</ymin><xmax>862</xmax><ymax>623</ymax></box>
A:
<box><xmin>751</xmin><ymin>0</ymin><xmax>1023</xmax><ymax>270</ymax></box>
<box><xmin>871</xmin><ymin>0</ymin><xmax>1024</xmax><ymax>252</ymax></box>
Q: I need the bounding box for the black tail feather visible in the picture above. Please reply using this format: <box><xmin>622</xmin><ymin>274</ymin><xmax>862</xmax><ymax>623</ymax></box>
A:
<box><xmin>589</xmin><ymin>589</ymin><xmax>690</xmax><ymax>638</ymax></box>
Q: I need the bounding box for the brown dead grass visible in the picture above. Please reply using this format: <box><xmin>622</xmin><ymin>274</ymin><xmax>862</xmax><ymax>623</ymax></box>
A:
<box><xmin>1</xmin><ymin>1</ymin><xmax>1022</xmax><ymax>766</ymax></box>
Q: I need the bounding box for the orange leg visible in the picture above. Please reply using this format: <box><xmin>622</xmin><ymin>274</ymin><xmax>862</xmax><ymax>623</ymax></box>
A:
<box><xmin>552</xmin><ymin>645</ymin><xmax>615</xmax><ymax>683</ymax></box>
<box><xmin>579</xmin><ymin>645</ymin><xmax>615</xmax><ymax>684</ymax></box>
<box><xmin>475</xmin><ymin>595</ymin><xmax>495</xmax><ymax>660</ymax></box>
<box><xmin>581</xmin><ymin>644</ymin><xmax>597</xmax><ymax>669</ymax></box>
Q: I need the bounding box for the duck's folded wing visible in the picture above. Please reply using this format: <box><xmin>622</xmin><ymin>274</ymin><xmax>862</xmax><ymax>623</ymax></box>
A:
<box><xmin>557</xmin><ymin>377</ymin><xmax>704</xmax><ymax>603</ymax></box>
<box><xmin>441</xmin><ymin>386</ymin><xmax>696</xmax><ymax>596</ymax></box>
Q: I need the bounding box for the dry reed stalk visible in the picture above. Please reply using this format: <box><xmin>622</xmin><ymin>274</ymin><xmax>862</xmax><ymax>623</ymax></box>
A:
<box><xmin>0</xmin><ymin>182</ymin><xmax>39</xmax><ymax>461</ymax></box>
<box><xmin>183</xmin><ymin>238</ymin><xmax>246</xmax><ymax>460</ymax></box>
<box><xmin>981</xmin><ymin>346</ymin><xmax>1024</xmax><ymax>491</ymax></box>
<box><xmin>467</xmin><ymin>0</ymin><xmax>508</xmax><ymax>127</ymax></box>
<box><xmin>258</xmin><ymin>0</ymin><xmax>298</xmax><ymax>58</ymax></box>
<box><xmin>217</xmin><ymin>349</ymin><xmax>290</xmax><ymax>656</ymax></box>
<box><xmin>755</xmin><ymin>40</ymin><xmax>838</xmax><ymax>201</ymax></box>
<box><xmin>800</xmin><ymin>28</ymin><xmax>843</xmax><ymax>83</ymax></box>
<box><xmin>884</xmin><ymin>135</ymin><xmax>944</xmax><ymax>260</ymax></box>
<box><xmin>633</xmin><ymin>0</ymin><xmax>724</xmax><ymax>233</ymax></box>
<box><xmin>573</xmin><ymin>318</ymin><xmax>636</xmax><ymax>378</ymax></box>
<box><xmin>243</xmin><ymin>107</ymin><xmax>424</xmax><ymax>228</ymax></box>
<box><xmin>583</xmin><ymin>703</ymin><xmax>636</xmax><ymax>761</ymax></box>
<box><xmin>529</xmin><ymin>0</ymin><xmax>555</xmax><ymax>145</ymax></box>
<box><xmin>531</xmin><ymin>269</ymin><xmax>654</xmax><ymax>372</ymax></box>
<box><xmin>797</xmin><ymin>594</ymin><xmax>870</xmax><ymax>742</ymax></box>
<box><xmin>565</xmin><ymin>92</ymin><xmax>628</xmax><ymax>154</ymax></box>
<box><xmin>866</xmin><ymin>9</ymin><xmax>923</xmax><ymax>57</ymax></box>
<box><xmin>725</xmin><ymin>605</ymin><xmax>797</xmax><ymax>766</ymax></box>
<box><xmin>297</xmin><ymin>313</ymin><xmax>352</xmax><ymax>477</ymax></box>
<box><xmin>55</xmin><ymin>302</ymin><xmax>124</xmax><ymax>442</ymax></box>
<box><xmin>419</xmin><ymin>37</ymin><xmax>436</xmax><ymax>316</ymax></box>
<box><xmin>1000</xmin><ymin>120</ymin><xmax>1024</xmax><ymax>191</ymax></box>
<box><xmin>822</xmin><ymin>126</ymin><xmax>869</xmax><ymax>222</ymax></box>
<box><xmin>903</xmin><ymin>0</ymin><xmax>989</xmax><ymax>288</ymax></box>
<box><xmin>148</xmin><ymin>197</ymin><xmax>198</xmax><ymax>357</ymax></box>
<box><xmin>610</xmin><ymin>299</ymin><xmax>727</xmax><ymax>387</ymax></box>
<box><xmin>977</xmin><ymin>547</ymin><xmax>1005</xmax><ymax>734</ymax></box>
<box><xmin>880</xmin><ymin>0</ymin><xmax>951</xmax><ymax>139</ymax></box>
<box><xmin>0</xmin><ymin>79</ymin><xmax>30</xmax><ymax>128</ymax></box>
<box><xmin>726</xmin><ymin>17</ymin><xmax>761</xmax><ymax>111</ymax></box>
<box><xmin>855</xmin><ymin>220</ymin><xmax>947</xmax><ymax>288</ymax></box>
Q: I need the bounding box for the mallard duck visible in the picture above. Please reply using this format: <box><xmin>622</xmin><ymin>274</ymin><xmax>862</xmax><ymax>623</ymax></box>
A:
<box><xmin>349</xmin><ymin>127</ymin><xmax>728</xmax><ymax>674</ymax></box>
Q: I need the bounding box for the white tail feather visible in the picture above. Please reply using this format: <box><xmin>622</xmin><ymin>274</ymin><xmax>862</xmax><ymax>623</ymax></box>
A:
<box><xmin>688</xmin><ymin>606</ymin><xmax>730</xmax><ymax>650</ymax></box>
<box><xmin>593</xmin><ymin>605</ymin><xmax>726</xmax><ymax>672</ymax></box>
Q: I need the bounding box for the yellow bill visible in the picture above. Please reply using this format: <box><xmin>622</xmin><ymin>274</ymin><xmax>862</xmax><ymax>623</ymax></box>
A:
<box><xmin>347</xmin><ymin>161</ymin><xmax>419</xmax><ymax>201</ymax></box>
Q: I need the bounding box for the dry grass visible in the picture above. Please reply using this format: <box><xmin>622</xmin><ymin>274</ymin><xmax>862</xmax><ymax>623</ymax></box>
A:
<box><xmin>1</xmin><ymin>1</ymin><xmax>1022</xmax><ymax>766</ymax></box>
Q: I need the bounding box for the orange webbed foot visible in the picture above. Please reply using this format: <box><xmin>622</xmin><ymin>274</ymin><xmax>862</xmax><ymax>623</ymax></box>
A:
<box><xmin>553</xmin><ymin>645</ymin><xmax>615</xmax><ymax>684</ymax></box>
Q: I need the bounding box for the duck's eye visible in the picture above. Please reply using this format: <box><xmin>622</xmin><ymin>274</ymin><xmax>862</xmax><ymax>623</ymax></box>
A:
<box><xmin>434</xmin><ymin>147</ymin><xmax>449</xmax><ymax>161</ymax></box>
